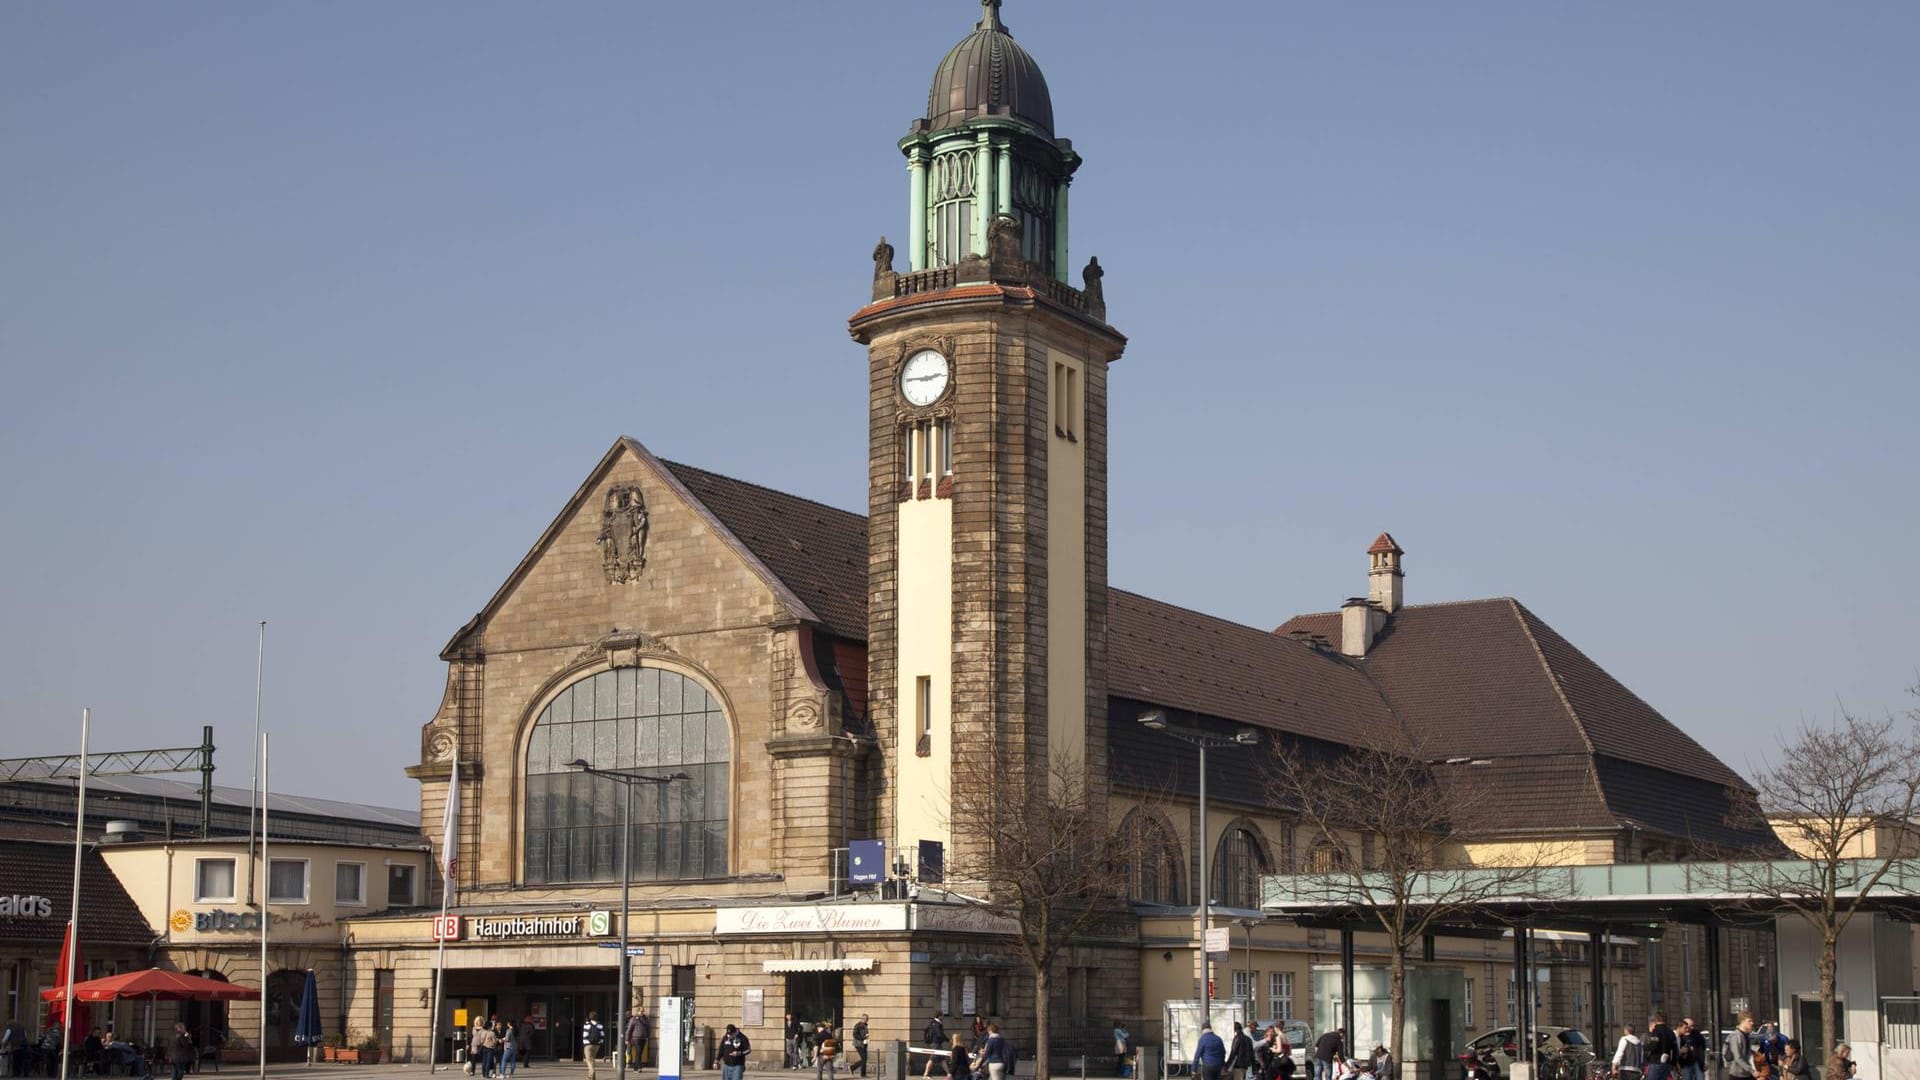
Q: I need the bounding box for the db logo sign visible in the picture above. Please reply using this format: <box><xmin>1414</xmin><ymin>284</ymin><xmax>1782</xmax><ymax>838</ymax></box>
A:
<box><xmin>432</xmin><ymin>915</ymin><xmax>462</xmax><ymax>942</ymax></box>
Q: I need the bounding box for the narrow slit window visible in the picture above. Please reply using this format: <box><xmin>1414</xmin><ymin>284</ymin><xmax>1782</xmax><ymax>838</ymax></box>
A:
<box><xmin>922</xmin><ymin>422</ymin><xmax>936</xmax><ymax>482</ymax></box>
<box><xmin>903</xmin><ymin>425</ymin><xmax>917</xmax><ymax>486</ymax></box>
<box><xmin>1065</xmin><ymin>366</ymin><xmax>1078</xmax><ymax>439</ymax></box>
<box><xmin>1053</xmin><ymin>363</ymin><xmax>1066</xmax><ymax>437</ymax></box>
<box><xmin>938</xmin><ymin>420</ymin><xmax>953</xmax><ymax>476</ymax></box>
<box><xmin>914</xmin><ymin>676</ymin><xmax>933</xmax><ymax>757</ymax></box>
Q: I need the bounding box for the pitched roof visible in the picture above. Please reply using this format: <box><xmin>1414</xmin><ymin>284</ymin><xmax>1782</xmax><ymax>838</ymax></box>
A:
<box><xmin>1275</xmin><ymin>597</ymin><xmax>1768</xmax><ymax>848</ymax></box>
<box><xmin>1109</xmin><ymin>590</ymin><xmax>1399</xmax><ymax>747</ymax></box>
<box><xmin>0</xmin><ymin>838</ymin><xmax>154</xmax><ymax>946</ymax></box>
<box><xmin>1368</xmin><ymin>532</ymin><xmax>1403</xmax><ymax>555</ymax></box>
<box><xmin>659</xmin><ymin>461</ymin><xmax>868</xmax><ymax>643</ymax></box>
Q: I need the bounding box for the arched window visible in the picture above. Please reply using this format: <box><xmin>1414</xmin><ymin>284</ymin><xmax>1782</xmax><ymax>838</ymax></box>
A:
<box><xmin>1120</xmin><ymin>810</ymin><xmax>1184</xmax><ymax>905</ymax></box>
<box><xmin>1306</xmin><ymin>839</ymin><xmax>1348</xmax><ymax>874</ymax></box>
<box><xmin>523</xmin><ymin>667</ymin><xmax>731</xmax><ymax>884</ymax></box>
<box><xmin>1212</xmin><ymin>825</ymin><xmax>1271</xmax><ymax>909</ymax></box>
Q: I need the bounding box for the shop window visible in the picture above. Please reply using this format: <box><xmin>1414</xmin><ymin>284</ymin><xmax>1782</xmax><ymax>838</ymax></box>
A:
<box><xmin>195</xmin><ymin>858</ymin><xmax>236</xmax><ymax>903</ymax></box>
<box><xmin>387</xmin><ymin>863</ymin><xmax>417</xmax><ymax>907</ymax></box>
<box><xmin>268</xmin><ymin>859</ymin><xmax>309</xmax><ymax>904</ymax></box>
<box><xmin>335</xmin><ymin>862</ymin><xmax>367</xmax><ymax>906</ymax></box>
<box><xmin>523</xmin><ymin>666</ymin><xmax>733</xmax><ymax>884</ymax></box>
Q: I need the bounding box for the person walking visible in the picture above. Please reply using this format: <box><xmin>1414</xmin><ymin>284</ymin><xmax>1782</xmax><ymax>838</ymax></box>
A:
<box><xmin>1194</xmin><ymin>1022</ymin><xmax>1227</xmax><ymax>1080</ymax></box>
<box><xmin>169</xmin><ymin>1024</ymin><xmax>194</xmax><ymax>1080</ymax></box>
<box><xmin>1779</xmin><ymin>1042</ymin><xmax>1809</xmax><ymax>1080</ymax></box>
<box><xmin>581</xmin><ymin>1012</ymin><xmax>607</xmax><ymax>1080</ymax></box>
<box><xmin>502</xmin><ymin>1019</ymin><xmax>522</xmax><ymax>1078</ymax></box>
<box><xmin>787</xmin><ymin>1014</ymin><xmax>807</xmax><ymax>1071</ymax></box>
<box><xmin>979</xmin><ymin>1025</ymin><xmax>1007</xmax><ymax>1080</ymax></box>
<box><xmin>817</xmin><ymin>1025</ymin><xmax>841</xmax><ymax>1080</ymax></box>
<box><xmin>1612</xmin><ymin>1024</ymin><xmax>1644</xmax><ymax>1080</ymax></box>
<box><xmin>2</xmin><ymin>1019</ymin><xmax>25</xmax><ymax>1079</ymax></box>
<box><xmin>852</xmin><ymin>1015</ymin><xmax>870</xmax><ymax>1078</ymax></box>
<box><xmin>1227</xmin><ymin>1023</ymin><xmax>1254</xmax><ymax>1080</ymax></box>
<box><xmin>718</xmin><ymin>1024</ymin><xmax>752</xmax><ymax>1080</ymax></box>
<box><xmin>1725</xmin><ymin>1015</ymin><xmax>1758</xmax><ymax>1080</ymax></box>
<box><xmin>923</xmin><ymin>1016</ymin><xmax>949</xmax><ymax>1079</ymax></box>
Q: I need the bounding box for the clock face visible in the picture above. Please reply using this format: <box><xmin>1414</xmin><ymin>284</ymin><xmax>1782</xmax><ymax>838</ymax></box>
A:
<box><xmin>899</xmin><ymin>349</ymin><xmax>951</xmax><ymax>407</ymax></box>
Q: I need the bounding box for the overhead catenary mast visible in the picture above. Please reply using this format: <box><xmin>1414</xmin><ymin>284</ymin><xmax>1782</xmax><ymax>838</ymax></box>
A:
<box><xmin>246</xmin><ymin>621</ymin><xmax>266</xmax><ymax>904</ymax></box>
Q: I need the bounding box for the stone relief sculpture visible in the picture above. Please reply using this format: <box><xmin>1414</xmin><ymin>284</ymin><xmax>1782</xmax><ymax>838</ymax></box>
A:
<box><xmin>596</xmin><ymin>483</ymin><xmax>650</xmax><ymax>584</ymax></box>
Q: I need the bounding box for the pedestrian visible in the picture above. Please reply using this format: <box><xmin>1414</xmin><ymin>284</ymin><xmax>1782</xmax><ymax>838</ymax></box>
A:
<box><xmin>979</xmin><ymin>1025</ymin><xmax>1007</xmax><ymax>1080</ymax></box>
<box><xmin>1115</xmin><ymin>1022</ymin><xmax>1134</xmax><ymax>1079</ymax></box>
<box><xmin>1675</xmin><ymin>1020</ymin><xmax>1705</xmax><ymax>1080</ymax></box>
<box><xmin>719</xmin><ymin>1024</ymin><xmax>752</xmax><ymax>1080</ymax></box>
<box><xmin>1780</xmin><ymin>1042</ymin><xmax>1809</xmax><ymax>1080</ymax></box>
<box><xmin>788</xmin><ymin>1014</ymin><xmax>807</xmax><ymax>1071</ymax></box>
<box><xmin>625</xmin><ymin>1008</ymin><xmax>649</xmax><ymax>1072</ymax></box>
<box><xmin>947</xmin><ymin>1035</ymin><xmax>970</xmax><ymax>1080</ymax></box>
<box><xmin>1227</xmin><ymin>1023</ymin><xmax>1254</xmax><ymax>1080</ymax></box>
<box><xmin>818</xmin><ymin>1024</ymin><xmax>841</xmax><ymax>1080</ymax></box>
<box><xmin>2</xmin><ymin>1018</ymin><xmax>25</xmax><ymax>1078</ymax></box>
<box><xmin>1644</xmin><ymin>1014</ymin><xmax>1677</xmax><ymax>1080</ymax></box>
<box><xmin>582</xmin><ymin>1011</ymin><xmax>607</xmax><ymax>1080</ymax></box>
<box><xmin>502</xmin><ymin>1019</ymin><xmax>520</xmax><ymax>1078</ymax></box>
<box><xmin>1312</xmin><ymin>1029</ymin><xmax>1344</xmax><ymax>1080</ymax></box>
<box><xmin>169</xmin><ymin>1023</ymin><xmax>194</xmax><ymax>1080</ymax></box>
<box><xmin>923</xmin><ymin>1016</ymin><xmax>949</xmax><ymax>1079</ymax></box>
<box><xmin>1725</xmin><ymin>1015</ymin><xmax>1757</xmax><ymax>1080</ymax></box>
<box><xmin>481</xmin><ymin>1015</ymin><xmax>503</xmax><ymax>1078</ymax></box>
<box><xmin>852</xmin><ymin>1015</ymin><xmax>871</xmax><ymax>1078</ymax></box>
<box><xmin>523</xmin><ymin>1016</ymin><xmax>539</xmax><ymax>1071</ymax></box>
<box><xmin>1194</xmin><ymin>1021</ymin><xmax>1227</xmax><ymax>1080</ymax></box>
<box><xmin>1612</xmin><ymin>1023</ymin><xmax>1643</xmax><ymax>1080</ymax></box>
<box><xmin>1371</xmin><ymin>1045</ymin><xmax>1394</xmax><ymax>1080</ymax></box>
<box><xmin>1823</xmin><ymin>1045</ymin><xmax>1853</xmax><ymax>1080</ymax></box>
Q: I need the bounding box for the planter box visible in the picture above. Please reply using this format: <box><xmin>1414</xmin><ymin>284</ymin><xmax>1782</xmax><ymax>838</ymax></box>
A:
<box><xmin>336</xmin><ymin>1050</ymin><xmax>361</xmax><ymax>1064</ymax></box>
<box><xmin>358</xmin><ymin>1050</ymin><xmax>383</xmax><ymax>1064</ymax></box>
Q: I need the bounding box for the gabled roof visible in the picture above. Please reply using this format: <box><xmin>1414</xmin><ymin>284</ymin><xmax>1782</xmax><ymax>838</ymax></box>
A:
<box><xmin>442</xmin><ymin>438</ymin><xmax>867</xmax><ymax>658</ymax></box>
<box><xmin>1368</xmin><ymin>532</ymin><xmax>1403</xmax><ymax>556</ymax></box>
<box><xmin>660</xmin><ymin>461</ymin><xmax>868</xmax><ymax>643</ymax></box>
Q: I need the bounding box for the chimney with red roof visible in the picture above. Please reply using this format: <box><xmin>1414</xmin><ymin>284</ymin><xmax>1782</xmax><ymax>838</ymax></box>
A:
<box><xmin>1367</xmin><ymin>531</ymin><xmax>1404</xmax><ymax>613</ymax></box>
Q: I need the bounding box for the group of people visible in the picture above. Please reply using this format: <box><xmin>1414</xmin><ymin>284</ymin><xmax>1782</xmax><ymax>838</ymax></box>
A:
<box><xmin>0</xmin><ymin>1020</ymin><xmax>203</xmax><ymax>1080</ymax></box>
<box><xmin>467</xmin><ymin>1014</ymin><xmax>526</xmax><ymax>1079</ymax></box>
<box><xmin>784</xmin><ymin>1012</ymin><xmax>870</xmax><ymax>1079</ymax></box>
<box><xmin>918</xmin><ymin>1013</ymin><xmax>1017</xmax><ymax>1080</ymax></box>
<box><xmin>1192</xmin><ymin>1020</ymin><xmax>1383</xmax><ymax>1080</ymax></box>
<box><xmin>1604</xmin><ymin>1011</ymin><xmax>1856</xmax><ymax>1080</ymax></box>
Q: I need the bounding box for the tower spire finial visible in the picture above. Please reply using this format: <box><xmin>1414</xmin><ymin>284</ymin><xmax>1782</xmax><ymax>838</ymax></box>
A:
<box><xmin>978</xmin><ymin>0</ymin><xmax>1005</xmax><ymax>32</ymax></box>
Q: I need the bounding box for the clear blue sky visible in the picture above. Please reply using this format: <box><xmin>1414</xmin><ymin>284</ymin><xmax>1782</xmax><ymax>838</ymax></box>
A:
<box><xmin>3</xmin><ymin>2</ymin><xmax>1915</xmax><ymax>810</ymax></box>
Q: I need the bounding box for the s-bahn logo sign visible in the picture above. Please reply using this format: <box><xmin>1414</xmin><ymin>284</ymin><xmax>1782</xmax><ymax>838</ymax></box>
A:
<box><xmin>0</xmin><ymin>895</ymin><xmax>55</xmax><ymax>919</ymax></box>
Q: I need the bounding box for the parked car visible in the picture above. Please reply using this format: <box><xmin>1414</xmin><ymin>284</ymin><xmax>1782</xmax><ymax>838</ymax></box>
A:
<box><xmin>1465</xmin><ymin>1028</ymin><xmax>1595</xmax><ymax>1080</ymax></box>
<box><xmin>1253</xmin><ymin>1019</ymin><xmax>1314</xmax><ymax>1071</ymax></box>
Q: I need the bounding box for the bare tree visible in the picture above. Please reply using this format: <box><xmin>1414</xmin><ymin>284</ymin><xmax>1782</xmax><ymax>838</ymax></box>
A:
<box><xmin>944</xmin><ymin>747</ymin><xmax>1136</xmax><ymax>1080</ymax></box>
<box><xmin>1266</xmin><ymin>735</ymin><xmax>1553</xmax><ymax>1070</ymax></box>
<box><xmin>1727</xmin><ymin>695</ymin><xmax>1920</xmax><ymax>1061</ymax></box>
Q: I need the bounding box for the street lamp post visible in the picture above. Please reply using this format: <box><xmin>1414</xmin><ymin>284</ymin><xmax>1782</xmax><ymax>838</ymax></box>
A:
<box><xmin>568</xmin><ymin>760</ymin><xmax>689</xmax><ymax>1080</ymax></box>
<box><xmin>1137</xmin><ymin>711</ymin><xmax>1260</xmax><ymax>1020</ymax></box>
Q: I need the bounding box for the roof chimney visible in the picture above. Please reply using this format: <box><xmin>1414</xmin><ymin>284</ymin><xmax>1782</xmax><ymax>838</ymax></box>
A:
<box><xmin>1341</xmin><ymin>597</ymin><xmax>1387</xmax><ymax>658</ymax></box>
<box><xmin>1367</xmin><ymin>532</ymin><xmax>1404</xmax><ymax>613</ymax></box>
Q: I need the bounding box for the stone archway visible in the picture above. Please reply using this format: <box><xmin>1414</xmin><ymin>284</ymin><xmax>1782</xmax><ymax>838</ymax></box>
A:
<box><xmin>182</xmin><ymin>969</ymin><xmax>232</xmax><ymax>1054</ymax></box>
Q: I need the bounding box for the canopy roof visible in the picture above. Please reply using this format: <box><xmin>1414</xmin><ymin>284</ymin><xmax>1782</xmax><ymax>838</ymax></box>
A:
<box><xmin>42</xmin><ymin>969</ymin><xmax>260</xmax><ymax>1002</ymax></box>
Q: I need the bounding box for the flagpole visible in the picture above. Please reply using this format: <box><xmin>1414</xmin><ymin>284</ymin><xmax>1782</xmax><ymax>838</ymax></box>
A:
<box><xmin>59</xmin><ymin>708</ymin><xmax>89</xmax><ymax>1080</ymax></box>
<box><xmin>246</xmin><ymin>622</ymin><xmax>266</xmax><ymax>906</ymax></box>
<box><xmin>258</xmin><ymin>731</ymin><xmax>270</xmax><ymax>1080</ymax></box>
<box><xmin>427</xmin><ymin>756</ymin><xmax>459</xmax><ymax>1075</ymax></box>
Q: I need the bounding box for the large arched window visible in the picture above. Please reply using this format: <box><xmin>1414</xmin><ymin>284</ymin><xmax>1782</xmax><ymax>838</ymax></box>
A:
<box><xmin>524</xmin><ymin>667</ymin><xmax>730</xmax><ymax>884</ymax></box>
<box><xmin>1120</xmin><ymin>810</ymin><xmax>1185</xmax><ymax>906</ymax></box>
<box><xmin>1211</xmin><ymin>824</ymin><xmax>1271</xmax><ymax>909</ymax></box>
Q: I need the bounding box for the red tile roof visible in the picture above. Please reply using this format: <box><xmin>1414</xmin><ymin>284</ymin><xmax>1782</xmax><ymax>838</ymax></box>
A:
<box><xmin>1368</xmin><ymin>532</ymin><xmax>1403</xmax><ymax>555</ymax></box>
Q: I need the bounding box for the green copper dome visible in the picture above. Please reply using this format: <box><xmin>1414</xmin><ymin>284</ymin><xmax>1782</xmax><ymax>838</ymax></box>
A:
<box><xmin>925</xmin><ymin>1</ymin><xmax>1054</xmax><ymax>137</ymax></box>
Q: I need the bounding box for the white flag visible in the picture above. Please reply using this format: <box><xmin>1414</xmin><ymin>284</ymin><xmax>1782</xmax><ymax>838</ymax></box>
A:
<box><xmin>441</xmin><ymin>756</ymin><xmax>460</xmax><ymax>882</ymax></box>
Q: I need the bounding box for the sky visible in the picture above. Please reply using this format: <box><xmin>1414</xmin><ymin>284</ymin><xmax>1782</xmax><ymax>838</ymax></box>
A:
<box><xmin>2</xmin><ymin>2</ymin><xmax>1915</xmax><ymax>812</ymax></box>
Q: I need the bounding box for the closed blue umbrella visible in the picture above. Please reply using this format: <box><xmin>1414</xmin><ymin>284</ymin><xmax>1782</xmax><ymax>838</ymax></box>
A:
<box><xmin>294</xmin><ymin>970</ymin><xmax>324</xmax><ymax>1054</ymax></box>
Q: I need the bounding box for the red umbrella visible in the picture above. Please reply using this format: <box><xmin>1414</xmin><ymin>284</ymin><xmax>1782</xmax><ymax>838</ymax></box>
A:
<box><xmin>42</xmin><ymin>969</ymin><xmax>261</xmax><ymax>1003</ymax></box>
<box><xmin>47</xmin><ymin>923</ymin><xmax>88</xmax><ymax>1045</ymax></box>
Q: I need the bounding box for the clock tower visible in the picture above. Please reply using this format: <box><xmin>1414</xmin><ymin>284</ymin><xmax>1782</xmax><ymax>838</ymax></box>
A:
<box><xmin>849</xmin><ymin>0</ymin><xmax>1127</xmax><ymax>879</ymax></box>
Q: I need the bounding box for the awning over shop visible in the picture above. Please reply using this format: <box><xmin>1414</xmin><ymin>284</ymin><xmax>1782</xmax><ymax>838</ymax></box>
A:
<box><xmin>762</xmin><ymin>958</ymin><xmax>876</xmax><ymax>973</ymax></box>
